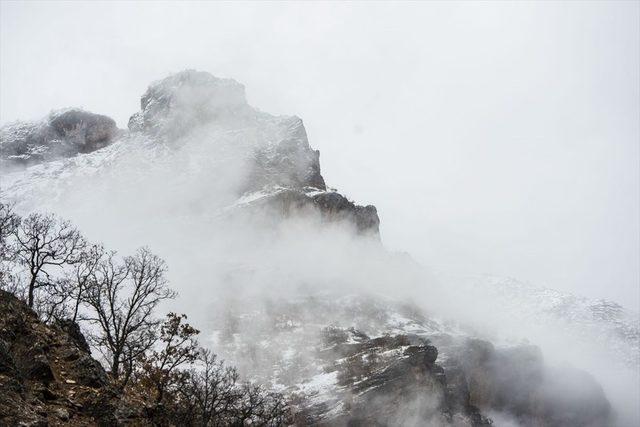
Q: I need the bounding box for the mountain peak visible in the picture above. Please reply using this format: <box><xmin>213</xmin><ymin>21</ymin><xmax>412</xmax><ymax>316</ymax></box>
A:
<box><xmin>128</xmin><ymin>70</ymin><xmax>248</xmax><ymax>135</ymax></box>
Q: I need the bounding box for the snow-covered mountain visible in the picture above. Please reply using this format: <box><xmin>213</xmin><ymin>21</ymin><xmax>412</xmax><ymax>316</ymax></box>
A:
<box><xmin>1</xmin><ymin>70</ymin><xmax>378</xmax><ymax>239</ymax></box>
<box><xmin>458</xmin><ymin>275</ymin><xmax>639</xmax><ymax>369</ymax></box>
<box><xmin>1</xmin><ymin>70</ymin><xmax>635</xmax><ymax>426</ymax></box>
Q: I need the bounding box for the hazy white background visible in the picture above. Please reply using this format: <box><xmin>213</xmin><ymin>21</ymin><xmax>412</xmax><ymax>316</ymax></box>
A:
<box><xmin>1</xmin><ymin>1</ymin><xmax>638</xmax><ymax>305</ymax></box>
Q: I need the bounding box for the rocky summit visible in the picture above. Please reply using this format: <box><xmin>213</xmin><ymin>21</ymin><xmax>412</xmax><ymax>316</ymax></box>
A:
<box><xmin>0</xmin><ymin>70</ymin><xmax>378</xmax><ymax>237</ymax></box>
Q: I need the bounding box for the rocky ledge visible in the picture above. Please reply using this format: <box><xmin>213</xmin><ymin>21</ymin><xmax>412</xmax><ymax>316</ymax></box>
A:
<box><xmin>233</xmin><ymin>188</ymin><xmax>379</xmax><ymax>236</ymax></box>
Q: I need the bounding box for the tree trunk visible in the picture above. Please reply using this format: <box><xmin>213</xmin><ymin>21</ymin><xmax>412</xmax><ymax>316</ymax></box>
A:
<box><xmin>111</xmin><ymin>355</ymin><xmax>120</xmax><ymax>380</ymax></box>
<box><xmin>71</xmin><ymin>286</ymin><xmax>82</xmax><ymax>323</ymax></box>
<box><xmin>27</xmin><ymin>275</ymin><xmax>36</xmax><ymax>307</ymax></box>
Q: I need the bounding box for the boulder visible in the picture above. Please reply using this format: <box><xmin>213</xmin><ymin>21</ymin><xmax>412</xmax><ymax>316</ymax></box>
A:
<box><xmin>0</xmin><ymin>109</ymin><xmax>119</xmax><ymax>168</ymax></box>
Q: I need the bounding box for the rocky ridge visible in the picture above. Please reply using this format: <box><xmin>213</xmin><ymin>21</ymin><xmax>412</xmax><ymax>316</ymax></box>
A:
<box><xmin>210</xmin><ymin>293</ymin><xmax>613</xmax><ymax>426</ymax></box>
<box><xmin>0</xmin><ymin>70</ymin><xmax>377</xmax><ymax>236</ymax></box>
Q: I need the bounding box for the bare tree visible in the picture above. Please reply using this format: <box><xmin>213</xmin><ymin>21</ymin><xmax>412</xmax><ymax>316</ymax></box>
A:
<box><xmin>68</xmin><ymin>244</ymin><xmax>105</xmax><ymax>323</ymax></box>
<box><xmin>0</xmin><ymin>202</ymin><xmax>21</xmax><ymax>292</ymax></box>
<box><xmin>35</xmin><ymin>243</ymin><xmax>103</xmax><ymax>323</ymax></box>
<box><xmin>12</xmin><ymin>212</ymin><xmax>86</xmax><ymax>307</ymax></box>
<box><xmin>138</xmin><ymin>312</ymin><xmax>200</xmax><ymax>406</ymax></box>
<box><xmin>181</xmin><ymin>349</ymin><xmax>242</xmax><ymax>425</ymax></box>
<box><xmin>0</xmin><ymin>202</ymin><xmax>19</xmax><ymax>257</ymax></box>
<box><xmin>228</xmin><ymin>379</ymin><xmax>289</xmax><ymax>426</ymax></box>
<box><xmin>36</xmin><ymin>277</ymin><xmax>73</xmax><ymax>323</ymax></box>
<box><xmin>178</xmin><ymin>349</ymin><xmax>290</xmax><ymax>426</ymax></box>
<box><xmin>84</xmin><ymin>247</ymin><xmax>176</xmax><ymax>385</ymax></box>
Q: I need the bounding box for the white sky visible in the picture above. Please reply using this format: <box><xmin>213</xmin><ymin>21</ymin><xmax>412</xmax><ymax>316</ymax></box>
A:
<box><xmin>1</xmin><ymin>1</ymin><xmax>638</xmax><ymax>305</ymax></box>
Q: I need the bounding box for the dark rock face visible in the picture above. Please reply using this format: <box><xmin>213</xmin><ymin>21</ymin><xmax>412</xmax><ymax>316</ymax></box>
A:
<box><xmin>216</xmin><ymin>294</ymin><xmax>614</xmax><ymax>427</ymax></box>
<box><xmin>443</xmin><ymin>338</ymin><xmax>613</xmax><ymax>427</ymax></box>
<box><xmin>249</xmin><ymin>120</ymin><xmax>326</xmax><ymax>192</ymax></box>
<box><xmin>308</xmin><ymin>328</ymin><xmax>491</xmax><ymax>426</ymax></box>
<box><xmin>235</xmin><ymin>188</ymin><xmax>379</xmax><ymax>236</ymax></box>
<box><xmin>0</xmin><ymin>290</ymin><xmax>142</xmax><ymax>426</ymax></box>
<box><xmin>305</xmin><ymin>329</ymin><xmax>612</xmax><ymax>426</ymax></box>
<box><xmin>0</xmin><ymin>109</ymin><xmax>119</xmax><ymax>168</ymax></box>
<box><xmin>312</xmin><ymin>192</ymin><xmax>379</xmax><ymax>234</ymax></box>
<box><xmin>56</xmin><ymin>319</ymin><xmax>91</xmax><ymax>354</ymax></box>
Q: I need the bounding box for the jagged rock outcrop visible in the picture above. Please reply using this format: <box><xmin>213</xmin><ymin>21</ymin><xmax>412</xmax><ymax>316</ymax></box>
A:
<box><xmin>0</xmin><ymin>290</ymin><xmax>143</xmax><ymax>426</ymax></box>
<box><xmin>127</xmin><ymin>70</ymin><xmax>327</xmax><ymax>193</ymax></box>
<box><xmin>234</xmin><ymin>188</ymin><xmax>379</xmax><ymax>236</ymax></box>
<box><xmin>0</xmin><ymin>109</ymin><xmax>119</xmax><ymax>169</ymax></box>
<box><xmin>249</xmin><ymin>119</ymin><xmax>326</xmax><ymax>192</ymax></box>
<box><xmin>312</xmin><ymin>192</ymin><xmax>378</xmax><ymax>235</ymax></box>
<box><xmin>310</xmin><ymin>328</ymin><xmax>490</xmax><ymax>426</ymax></box>
<box><xmin>315</xmin><ymin>329</ymin><xmax>610</xmax><ymax>426</ymax></box>
<box><xmin>212</xmin><ymin>293</ymin><xmax>614</xmax><ymax>426</ymax></box>
<box><xmin>122</xmin><ymin>70</ymin><xmax>381</xmax><ymax>234</ymax></box>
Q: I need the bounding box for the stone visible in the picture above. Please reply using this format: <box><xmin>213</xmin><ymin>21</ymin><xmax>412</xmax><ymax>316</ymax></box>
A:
<box><xmin>0</xmin><ymin>109</ymin><xmax>119</xmax><ymax>168</ymax></box>
<box><xmin>53</xmin><ymin>408</ymin><xmax>69</xmax><ymax>421</ymax></box>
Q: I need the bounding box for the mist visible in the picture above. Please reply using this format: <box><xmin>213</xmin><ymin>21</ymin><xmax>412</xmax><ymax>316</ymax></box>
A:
<box><xmin>1</xmin><ymin>1</ymin><xmax>638</xmax><ymax>305</ymax></box>
<box><xmin>1</xmin><ymin>1</ymin><xmax>639</xmax><ymax>426</ymax></box>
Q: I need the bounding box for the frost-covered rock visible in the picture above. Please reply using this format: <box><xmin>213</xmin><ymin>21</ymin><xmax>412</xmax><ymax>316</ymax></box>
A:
<box><xmin>127</xmin><ymin>70</ymin><xmax>248</xmax><ymax>137</ymax></box>
<box><xmin>127</xmin><ymin>70</ymin><xmax>327</xmax><ymax>193</ymax></box>
<box><xmin>209</xmin><ymin>292</ymin><xmax>612</xmax><ymax>426</ymax></box>
<box><xmin>248</xmin><ymin>117</ymin><xmax>326</xmax><ymax>191</ymax></box>
<box><xmin>231</xmin><ymin>188</ymin><xmax>379</xmax><ymax>235</ymax></box>
<box><xmin>0</xmin><ymin>108</ymin><xmax>119</xmax><ymax>169</ymax></box>
<box><xmin>461</xmin><ymin>275</ymin><xmax>640</xmax><ymax>370</ymax></box>
<box><xmin>1</xmin><ymin>70</ymin><xmax>379</xmax><ymax>234</ymax></box>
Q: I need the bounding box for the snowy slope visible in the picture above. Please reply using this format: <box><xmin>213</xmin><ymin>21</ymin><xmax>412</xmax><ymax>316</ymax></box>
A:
<box><xmin>457</xmin><ymin>275</ymin><xmax>639</xmax><ymax>370</ymax></box>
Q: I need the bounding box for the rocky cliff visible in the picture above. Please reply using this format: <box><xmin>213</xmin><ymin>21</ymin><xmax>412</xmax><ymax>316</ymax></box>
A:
<box><xmin>0</xmin><ymin>290</ymin><xmax>145</xmax><ymax>426</ymax></box>
<box><xmin>211</xmin><ymin>293</ymin><xmax>612</xmax><ymax>427</ymax></box>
